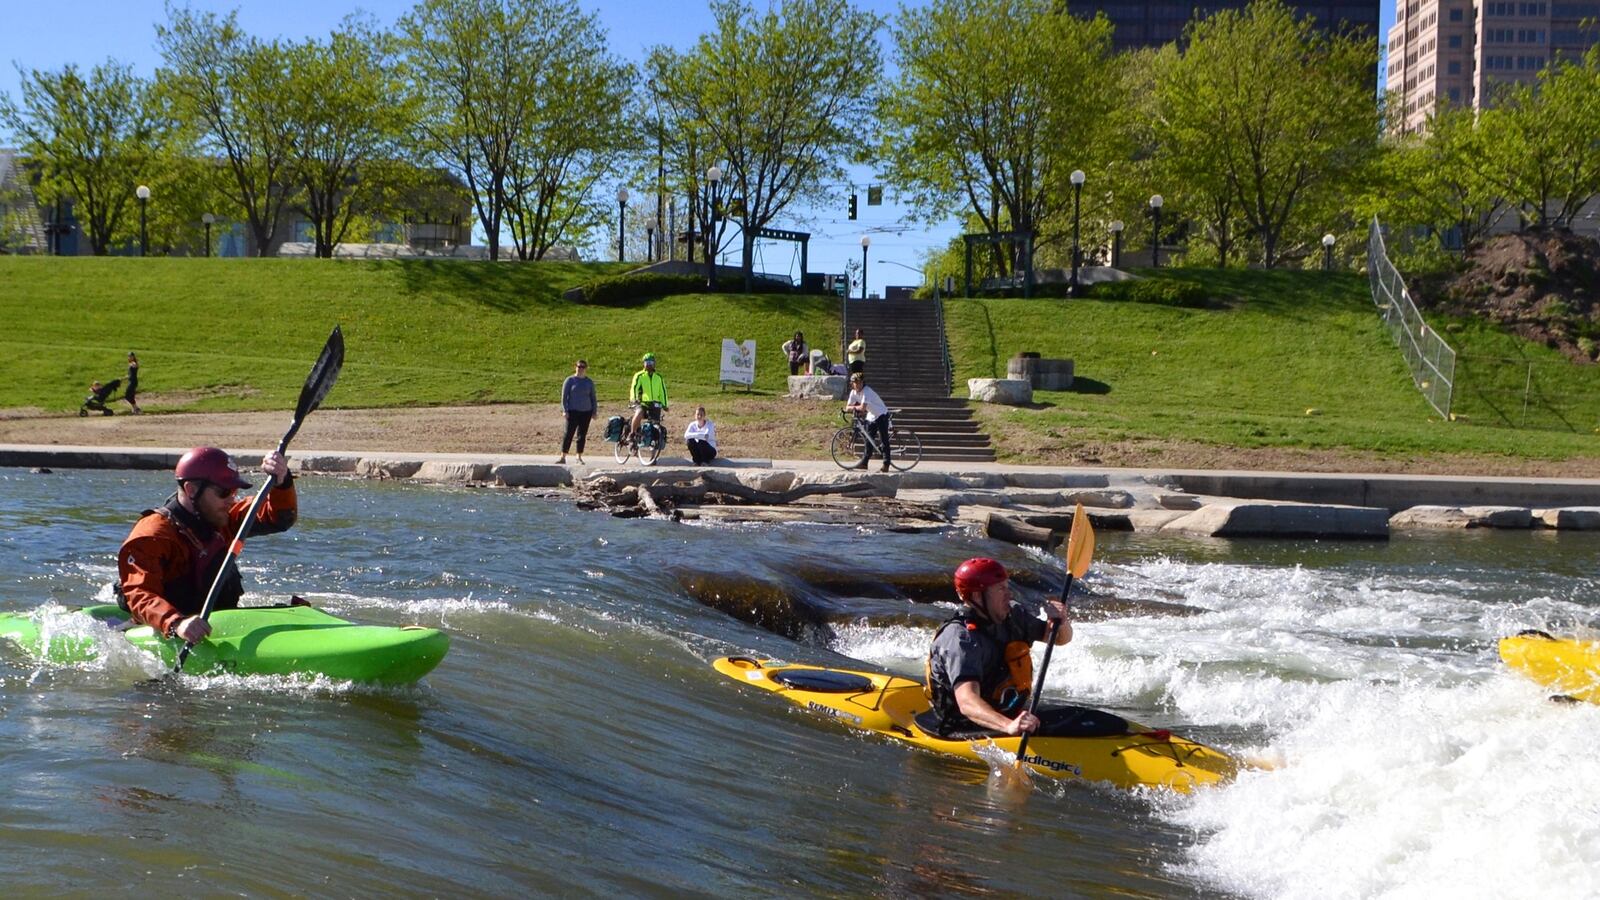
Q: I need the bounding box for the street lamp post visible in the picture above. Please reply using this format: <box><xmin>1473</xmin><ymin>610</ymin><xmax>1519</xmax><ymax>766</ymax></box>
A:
<box><xmin>860</xmin><ymin>235</ymin><xmax>870</xmax><ymax>302</ymax></box>
<box><xmin>706</xmin><ymin>166</ymin><xmax>722</xmax><ymax>289</ymax></box>
<box><xmin>1148</xmin><ymin>194</ymin><xmax>1164</xmax><ymax>269</ymax></box>
<box><xmin>877</xmin><ymin>258</ymin><xmax>929</xmax><ymax>297</ymax></box>
<box><xmin>649</xmin><ymin>79</ymin><xmax>665</xmax><ymax>261</ymax></box>
<box><xmin>1069</xmin><ymin>169</ymin><xmax>1086</xmax><ymax>295</ymax></box>
<box><xmin>1322</xmin><ymin>233</ymin><xmax>1336</xmax><ymax>271</ymax></box>
<box><xmin>1110</xmin><ymin>219</ymin><xmax>1125</xmax><ymax>269</ymax></box>
<box><xmin>616</xmin><ymin>187</ymin><xmax>629</xmax><ymax>262</ymax></box>
<box><xmin>135</xmin><ymin>185</ymin><xmax>151</xmax><ymax>257</ymax></box>
<box><xmin>202</xmin><ymin>212</ymin><xmax>215</xmax><ymax>258</ymax></box>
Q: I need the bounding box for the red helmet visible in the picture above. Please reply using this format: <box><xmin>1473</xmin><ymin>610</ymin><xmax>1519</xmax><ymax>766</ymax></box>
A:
<box><xmin>954</xmin><ymin>557</ymin><xmax>1008</xmax><ymax>600</ymax></box>
<box><xmin>175</xmin><ymin>446</ymin><xmax>252</xmax><ymax>490</ymax></box>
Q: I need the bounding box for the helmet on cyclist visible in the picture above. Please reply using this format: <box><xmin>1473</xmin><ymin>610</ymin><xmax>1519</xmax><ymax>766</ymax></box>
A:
<box><xmin>642</xmin><ymin>352</ymin><xmax>656</xmax><ymax>364</ymax></box>
<box><xmin>175</xmin><ymin>446</ymin><xmax>252</xmax><ymax>490</ymax></box>
<box><xmin>953</xmin><ymin>557</ymin><xmax>1008</xmax><ymax>601</ymax></box>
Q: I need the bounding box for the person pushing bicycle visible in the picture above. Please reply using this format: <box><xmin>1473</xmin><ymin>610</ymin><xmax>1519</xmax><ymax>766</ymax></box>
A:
<box><xmin>627</xmin><ymin>352</ymin><xmax>669</xmax><ymax>440</ymax></box>
<box><xmin>844</xmin><ymin>372</ymin><xmax>891</xmax><ymax>471</ymax></box>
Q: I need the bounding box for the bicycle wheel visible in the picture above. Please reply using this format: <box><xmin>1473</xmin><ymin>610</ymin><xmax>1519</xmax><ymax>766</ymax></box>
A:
<box><xmin>643</xmin><ymin>438</ymin><xmax>663</xmax><ymax>465</ymax></box>
<box><xmin>613</xmin><ymin>435</ymin><xmax>634</xmax><ymax>464</ymax></box>
<box><xmin>830</xmin><ymin>427</ymin><xmax>867</xmax><ymax>469</ymax></box>
<box><xmin>888</xmin><ymin>427</ymin><xmax>922</xmax><ymax>471</ymax></box>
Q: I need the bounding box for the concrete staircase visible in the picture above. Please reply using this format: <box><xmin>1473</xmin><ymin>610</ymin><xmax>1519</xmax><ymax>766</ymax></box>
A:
<box><xmin>843</xmin><ymin>300</ymin><xmax>995</xmax><ymax>462</ymax></box>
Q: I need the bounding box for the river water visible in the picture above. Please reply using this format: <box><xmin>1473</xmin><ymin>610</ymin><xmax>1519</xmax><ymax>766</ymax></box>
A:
<box><xmin>1</xmin><ymin>468</ymin><xmax>1596</xmax><ymax>897</ymax></box>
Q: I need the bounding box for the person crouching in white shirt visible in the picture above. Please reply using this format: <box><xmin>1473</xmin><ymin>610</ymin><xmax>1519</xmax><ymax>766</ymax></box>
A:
<box><xmin>684</xmin><ymin>406</ymin><xmax>718</xmax><ymax>465</ymax></box>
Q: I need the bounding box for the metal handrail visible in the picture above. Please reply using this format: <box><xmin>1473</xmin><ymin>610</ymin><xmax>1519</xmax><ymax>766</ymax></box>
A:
<box><xmin>933</xmin><ymin>294</ymin><xmax>953</xmax><ymax>397</ymax></box>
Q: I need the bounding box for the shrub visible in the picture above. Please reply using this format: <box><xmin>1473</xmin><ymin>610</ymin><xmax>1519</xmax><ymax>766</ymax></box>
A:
<box><xmin>1088</xmin><ymin>278</ymin><xmax>1211</xmax><ymax>308</ymax></box>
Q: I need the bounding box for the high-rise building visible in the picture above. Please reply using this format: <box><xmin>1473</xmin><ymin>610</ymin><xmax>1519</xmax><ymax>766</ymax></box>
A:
<box><xmin>1074</xmin><ymin>1</ymin><xmax>1382</xmax><ymax>52</ymax></box>
<box><xmin>1385</xmin><ymin>0</ymin><xmax>1600</xmax><ymax>133</ymax></box>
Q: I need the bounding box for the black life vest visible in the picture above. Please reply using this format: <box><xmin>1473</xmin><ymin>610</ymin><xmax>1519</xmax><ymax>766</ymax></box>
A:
<box><xmin>924</xmin><ymin>608</ymin><xmax>1036</xmax><ymax>734</ymax></box>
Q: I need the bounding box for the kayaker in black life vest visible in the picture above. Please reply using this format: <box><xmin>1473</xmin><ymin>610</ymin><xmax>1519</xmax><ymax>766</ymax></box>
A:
<box><xmin>925</xmin><ymin>558</ymin><xmax>1072</xmax><ymax>738</ymax></box>
<box><xmin>116</xmin><ymin>446</ymin><xmax>297</xmax><ymax>645</ymax></box>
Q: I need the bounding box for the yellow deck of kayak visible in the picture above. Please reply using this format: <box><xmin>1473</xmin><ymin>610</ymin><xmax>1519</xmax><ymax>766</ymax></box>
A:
<box><xmin>713</xmin><ymin>656</ymin><xmax>1238</xmax><ymax>792</ymax></box>
<box><xmin>1500</xmin><ymin>631</ymin><xmax>1600</xmax><ymax>704</ymax></box>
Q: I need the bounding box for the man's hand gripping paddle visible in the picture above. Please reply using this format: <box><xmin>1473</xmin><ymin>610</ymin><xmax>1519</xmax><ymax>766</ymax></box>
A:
<box><xmin>173</xmin><ymin>326</ymin><xmax>344</xmax><ymax>674</ymax></box>
<box><xmin>1010</xmin><ymin>502</ymin><xmax>1096</xmax><ymax>775</ymax></box>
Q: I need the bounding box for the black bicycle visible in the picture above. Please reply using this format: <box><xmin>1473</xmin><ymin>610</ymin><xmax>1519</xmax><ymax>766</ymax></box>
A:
<box><xmin>614</xmin><ymin>402</ymin><xmax>668</xmax><ymax>465</ymax></box>
<box><xmin>830</xmin><ymin>409</ymin><xmax>922</xmax><ymax>471</ymax></box>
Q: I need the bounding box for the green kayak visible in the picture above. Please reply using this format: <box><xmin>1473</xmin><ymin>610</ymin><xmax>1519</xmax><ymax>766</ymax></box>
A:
<box><xmin>0</xmin><ymin>604</ymin><xmax>449</xmax><ymax>685</ymax></box>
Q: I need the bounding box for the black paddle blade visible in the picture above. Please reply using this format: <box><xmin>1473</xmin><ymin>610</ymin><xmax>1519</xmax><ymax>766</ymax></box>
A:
<box><xmin>296</xmin><ymin>326</ymin><xmax>345</xmax><ymax>421</ymax></box>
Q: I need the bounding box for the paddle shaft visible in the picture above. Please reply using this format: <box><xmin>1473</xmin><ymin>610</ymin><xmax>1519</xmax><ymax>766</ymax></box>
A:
<box><xmin>1012</xmin><ymin>572</ymin><xmax>1073</xmax><ymax>765</ymax></box>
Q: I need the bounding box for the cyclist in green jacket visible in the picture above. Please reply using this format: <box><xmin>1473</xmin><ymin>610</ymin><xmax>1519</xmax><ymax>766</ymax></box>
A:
<box><xmin>628</xmin><ymin>352</ymin><xmax>669</xmax><ymax>439</ymax></box>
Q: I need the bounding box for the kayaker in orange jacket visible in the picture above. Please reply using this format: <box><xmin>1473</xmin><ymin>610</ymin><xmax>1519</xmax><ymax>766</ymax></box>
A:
<box><xmin>116</xmin><ymin>446</ymin><xmax>297</xmax><ymax>644</ymax></box>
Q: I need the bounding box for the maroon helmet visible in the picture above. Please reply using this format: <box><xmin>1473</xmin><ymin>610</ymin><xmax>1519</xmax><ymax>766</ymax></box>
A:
<box><xmin>175</xmin><ymin>446</ymin><xmax>251</xmax><ymax>490</ymax></box>
<box><xmin>954</xmin><ymin>557</ymin><xmax>1008</xmax><ymax>600</ymax></box>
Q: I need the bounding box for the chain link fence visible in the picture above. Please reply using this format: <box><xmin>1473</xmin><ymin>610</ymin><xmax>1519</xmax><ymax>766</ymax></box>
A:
<box><xmin>1367</xmin><ymin>217</ymin><xmax>1456</xmax><ymax>418</ymax></box>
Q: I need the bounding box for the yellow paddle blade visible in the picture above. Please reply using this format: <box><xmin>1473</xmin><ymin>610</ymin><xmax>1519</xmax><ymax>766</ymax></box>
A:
<box><xmin>1064</xmin><ymin>502</ymin><xmax>1095</xmax><ymax>578</ymax></box>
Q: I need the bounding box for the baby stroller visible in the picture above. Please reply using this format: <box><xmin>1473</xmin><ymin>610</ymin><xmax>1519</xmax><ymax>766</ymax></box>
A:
<box><xmin>79</xmin><ymin>378</ymin><xmax>121</xmax><ymax>417</ymax></box>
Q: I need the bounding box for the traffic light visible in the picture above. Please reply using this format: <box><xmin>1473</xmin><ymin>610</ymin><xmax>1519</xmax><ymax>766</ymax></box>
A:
<box><xmin>848</xmin><ymin>193</ymin><xmax>858</xmax><ymax>220</ymax></box>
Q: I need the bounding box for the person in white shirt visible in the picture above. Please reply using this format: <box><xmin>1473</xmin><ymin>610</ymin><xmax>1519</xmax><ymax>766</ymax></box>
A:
<box><xmin>684</xmin><ymin>405</ymin><xmax>718</xmax><ymax>465</ymax></box>
<box><xmin>844</xmin><ymin>372</ymin><xmax>891</xmax><ymax>471</ymax></box>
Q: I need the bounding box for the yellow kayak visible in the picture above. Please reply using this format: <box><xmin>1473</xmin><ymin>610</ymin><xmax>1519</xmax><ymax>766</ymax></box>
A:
<box><xmin>1499</xmin><ymin>630</ymin><xmax>1600</xmax><ymax>703</ymax></box>
<box><xmin>713</xmin><ymin>656</ymin><xmax>1239</xmax><ymax>792</ymax></box>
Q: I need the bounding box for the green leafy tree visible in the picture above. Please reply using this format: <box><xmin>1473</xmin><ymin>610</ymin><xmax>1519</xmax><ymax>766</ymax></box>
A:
<box><xmin>401</xmin><ymin>0</ymin><xmax>561</xmax><ymax>260</ymax></box>
<box><xmin>1365</xmin><ymin>103</ymin><xmax>1505</xmax><ymax>256</ymax></box>
<box><xmin>879</xmin><ymin>0</ymin><xmax>1122</xmax><ymax>275</ymax></box>
<box><xmin>282</xmin><ymin>17</ymin><xmax>416</xmax><ymax>258</ymax></box>
<box><xmin>1475</xmin><ymin>46</ymin><xmax>1600</xmax><ymax>229</ymax></box>
<box><xmin>501</xmin><ymin>3</ymin><xmax>636</xmax><ymax>261</ymax></box>
<box><xmin>653</xmin><ymin>0</ymin><xmax>883</xmax><ymax>290</ymax></box>
<box><xmin>1155</xmin><ymin>0</ymin><xmax>1379</xmax><ymax>267</ymax></box>
<box><xmin>156</xmin><ymin>6</ymin><xmax>301</xmax><ymax>256</ymax></box>
<box><xmin>0</xmin><ymin>60</ymin><xmax>172</xmax><ymax>254</ymax></box>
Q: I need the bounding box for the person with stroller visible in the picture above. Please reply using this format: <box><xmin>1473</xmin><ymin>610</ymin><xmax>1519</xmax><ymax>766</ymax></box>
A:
<box><xmin>627</xmin><ymin>352</ymin><xmax>668</xmax><ymax>441</ymax></box>
<box><xmin>80</xmin><ymin>379</ymin><xmax>121</xmax><ymax>416</ymax></box>
<box><xmin>124</xmin><ymin>352</ymin><xmax>142</xmax><ymax>414</ymax></box>
<box><xmin>558</xmin><ymin>358</ymin><xmax>596</xmax><ymax>465</ymax></box>
<box><xmin>683</xmin><ymin>406</ymin><xmax>718</xmax><ymax>465</ymax></box>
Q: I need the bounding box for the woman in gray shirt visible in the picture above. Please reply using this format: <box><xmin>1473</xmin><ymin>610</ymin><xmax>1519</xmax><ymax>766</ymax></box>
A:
<box><xmin>559</xmin><ymin>359</ymin><xmax>598</xmax><ymax>464</ymax></box>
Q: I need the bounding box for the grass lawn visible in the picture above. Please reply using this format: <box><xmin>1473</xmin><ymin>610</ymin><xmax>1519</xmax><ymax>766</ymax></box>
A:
<box><xmin>0</xmin><ymin>256</ymin><xmax>839</xmax><ymax>414</ymax></box>
<box><xmin>4</xmin><ymin>256</ymin><xmax>1595</xmax><ymax>467</ymax></box>
<box><xmin>946</xmin><ymin>268</ymin><xmax>1600</xmax><ymax>461</ymax></box>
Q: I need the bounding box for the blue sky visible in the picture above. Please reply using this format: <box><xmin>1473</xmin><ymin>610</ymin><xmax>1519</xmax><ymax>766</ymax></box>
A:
<box><xmin>1</xmin><ymin>0</ymin><xmax>1395</xmax><ymax>292</ymax></box>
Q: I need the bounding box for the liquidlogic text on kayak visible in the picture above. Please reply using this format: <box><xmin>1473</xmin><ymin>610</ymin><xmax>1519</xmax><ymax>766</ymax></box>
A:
<box><xmin>713</xmin><ymin>656</ymin><xmax>1239</xmax><ymax>792</ymax></box>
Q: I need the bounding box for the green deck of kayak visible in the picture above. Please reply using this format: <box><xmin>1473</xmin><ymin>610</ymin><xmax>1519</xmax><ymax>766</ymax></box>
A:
<box><xmin>0</xmin><ymin>604</ymin><xmax>448</xmax><ymax>685</ymax></box>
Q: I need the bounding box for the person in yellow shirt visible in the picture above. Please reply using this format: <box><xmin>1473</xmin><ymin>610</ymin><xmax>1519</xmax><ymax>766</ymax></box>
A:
<box><xmin>628</xmin><ymin>352</ymin><xmax>669</xmax><ymax>439</ymax></box>
<box><xmin>847</xmin><ymin>328</ymin><xmax>866</xmax><ymax>375</ymax></box>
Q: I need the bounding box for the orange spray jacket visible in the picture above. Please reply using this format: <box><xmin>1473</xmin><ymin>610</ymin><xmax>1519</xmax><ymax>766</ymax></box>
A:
<box><xmin>117</xmin><ymin>481</ymin><xmax>298</xmax><ymax>636</ymax></box>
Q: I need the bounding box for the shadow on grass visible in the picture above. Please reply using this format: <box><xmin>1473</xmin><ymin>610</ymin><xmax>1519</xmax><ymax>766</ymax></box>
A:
<box><xmin>388</xmin><ymin>259</ymin><xmax>629</xmax><ymax>312</ymax></box>
<box><xmin>1066</xmin><ymin>377</ymin><xmax>1111</xmax><ymax>395</ymax></box>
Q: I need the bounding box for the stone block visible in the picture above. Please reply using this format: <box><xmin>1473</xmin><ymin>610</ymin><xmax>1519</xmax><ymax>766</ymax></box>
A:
<box><xmin>413</xmin><ymin>461</ymin><xmax>493</xmax><ymax>483</ymax></box>
<box><xmin>295</xmin><ymin>455</ymin><xmax>358</xmax><ymax>473</ymax></box>
<box><xmin>1063</xmin><ymin>488</ymin><xmax>1135</xmax><ymax>509</ymax></box>
<box><xmin>967</xmin><ymin>378</ymin><xmax>1032</xmax><ymax>405</ymax></box>
<box><xmin>1389</xmin><ymin>506</ymin><xmax>1472</xmax><ymax>529</ymax></box>
<box><xmin>1165</xmin><ymin>501</ymin><xmax>1389</xmax><ymax>538</ymax></box>
<box><xmin>1461</xmin><ymin>506</ymin><xmax>1534</xmax><ymax>529</ymax></box>
<box><xmin>949</xmin><ymin>472</ymin><xmax>1006</xmax><ymax>489</ymax></box>
<box><xmin>1001</xmin><ymin>472</ymin><xmax>1110</xmax><ymax>489</ymax></box>
<box><xmin>493</xmin><ymin>464</ymin><xmax>572</xmax><ymax>488</ymax></box>
<box><xmin>1535</xmin><ymin>507</ymin><xmax>1600</xmax><ymax>530</ymax></box>
<box><xmin>788</xmin><ymin>375</ymin><xmax>848</xmax><ymax>400</ymax></box>
<box><xmin>355</xmin><ymin>458</ymin><xmax>423</xmax><ymax>479</ymax></box>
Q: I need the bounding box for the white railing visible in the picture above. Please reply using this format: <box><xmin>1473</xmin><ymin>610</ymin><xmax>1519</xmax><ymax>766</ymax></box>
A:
<box><xmin>1368</xmin><ymin>216</ymin><xmax>1456</xmax><ymax>419</ymax></box>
